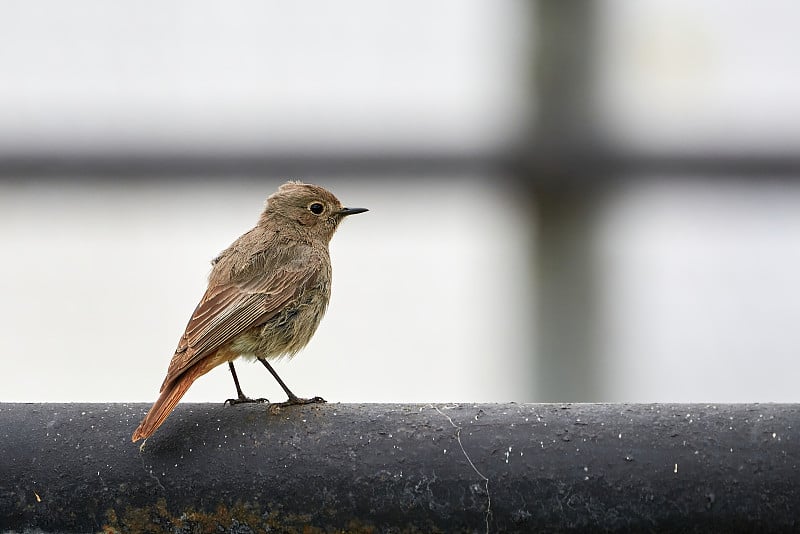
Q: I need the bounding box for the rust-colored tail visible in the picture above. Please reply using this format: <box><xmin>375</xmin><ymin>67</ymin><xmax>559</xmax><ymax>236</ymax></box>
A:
<box><xmin>132</xmin><ymin>361</ymin><xmax>212</xmax><ymax>442</ymax></box>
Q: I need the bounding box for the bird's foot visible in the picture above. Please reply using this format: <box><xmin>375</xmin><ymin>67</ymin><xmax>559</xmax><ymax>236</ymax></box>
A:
<box><xmin>224</xmin><ymin>395</ymin><xmax>270</xmax><ymax>406</ymax></box>
<box><xmin>268</xmin><ymin>395</ymin><xmax>326</xmax><ymax>414</ymax></box>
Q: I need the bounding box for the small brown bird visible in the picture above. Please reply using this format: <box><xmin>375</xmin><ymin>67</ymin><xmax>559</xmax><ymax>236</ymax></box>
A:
<box><xmin>132</xmin><ymin>181</ymin><xmax>367</xmax><ymax>442</ymax></box>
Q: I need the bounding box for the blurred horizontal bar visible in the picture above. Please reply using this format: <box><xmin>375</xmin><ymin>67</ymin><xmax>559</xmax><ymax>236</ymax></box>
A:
<box><xmin>0</xmin><ymin>402</ymin><xmax>797</xmax><ymax>532</ymax></box>
<box><xmin>1</xmin><ymin>147</ymin><xmax>800</xmax><ymax>179</ymax></box>
<box><xmin>0</xmin><ymin>150</ymin><xmax>505</xmax><ymax>178</ymax></box>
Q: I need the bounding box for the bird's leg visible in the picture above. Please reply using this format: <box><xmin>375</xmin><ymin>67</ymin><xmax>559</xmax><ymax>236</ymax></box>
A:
<box><xmin>224</xmin><ymin>362</ymin><xmax>269</xmax><ymax>405</ymax></box>
<box><xmin>257</xmin><ymin>357</ymin><xmax>326</xmax><ymax>407</ymax></box>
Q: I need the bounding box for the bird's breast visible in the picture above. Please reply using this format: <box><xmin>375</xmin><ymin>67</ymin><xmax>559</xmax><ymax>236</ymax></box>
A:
<box><xmin>233</xmin><ymin>278</ymin><xmax>331</xmax><ymax>360</ymax></box>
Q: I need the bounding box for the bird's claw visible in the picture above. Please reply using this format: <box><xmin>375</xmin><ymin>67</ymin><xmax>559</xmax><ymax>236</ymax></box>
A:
<box><xmin>268</xmin><ymin>395</ymin><xmax>326</xmax><ymax>414</ymax></box>
<box><xmin>284</xmin><ymin>395</ymin><xmax>326</xmax><ymax>406</ymax></box>
<box><xmin>224</xmin><ymin>396</ymin><xmax>270</xmax><ymax>406</ymax></box>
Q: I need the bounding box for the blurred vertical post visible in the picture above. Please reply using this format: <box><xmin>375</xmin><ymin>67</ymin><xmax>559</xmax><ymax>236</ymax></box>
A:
<box><xmin>529</xmin><ymin>1</ymin><xmax>604</xmax><ymax>401</ymax></box>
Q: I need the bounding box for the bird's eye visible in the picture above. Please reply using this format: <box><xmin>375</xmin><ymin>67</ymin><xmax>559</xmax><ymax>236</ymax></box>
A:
<box><xmin>309</xmin><ymin>202</ymin><xmax>324</xmax><ymax>215</ymax></box>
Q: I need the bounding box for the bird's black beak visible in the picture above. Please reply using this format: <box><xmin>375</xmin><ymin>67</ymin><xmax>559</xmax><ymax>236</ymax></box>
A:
<box><xmin>339</xmin><ymin>207</ymin><xmax>369</xmax><ymax>216</ymax></box>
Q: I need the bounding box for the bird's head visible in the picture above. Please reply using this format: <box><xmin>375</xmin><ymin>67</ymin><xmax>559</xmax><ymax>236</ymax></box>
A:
<box><xmin>261</xmin><ymin>181</ymin><xmax>368</xmax><ymax>242</ymax></box>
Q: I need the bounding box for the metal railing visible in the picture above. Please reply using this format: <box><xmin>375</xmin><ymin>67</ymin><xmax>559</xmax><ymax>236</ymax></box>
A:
<box><xmin>1</xmin><ymin>402</ymin><xmax>797</xmax><ymax>532</ymax></box>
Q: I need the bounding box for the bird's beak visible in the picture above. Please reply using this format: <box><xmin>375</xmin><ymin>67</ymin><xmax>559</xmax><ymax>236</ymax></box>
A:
<box><xmin>339</xmin><ymin>207</ymin><xmax>369</xmax><ymax>216</ymax></box>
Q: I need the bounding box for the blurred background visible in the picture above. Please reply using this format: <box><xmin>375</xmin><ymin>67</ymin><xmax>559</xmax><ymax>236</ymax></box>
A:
<box><xmin>1</xmin><ymin>1</ymin><xmax>799</xmax><ymax>404</ymax></box>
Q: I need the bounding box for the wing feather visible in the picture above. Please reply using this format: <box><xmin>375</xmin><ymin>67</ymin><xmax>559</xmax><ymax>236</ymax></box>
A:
<box><xmin>160</xmin><ymin>251</ymin><xmax>321</xmax><ymax>391</ymax></box>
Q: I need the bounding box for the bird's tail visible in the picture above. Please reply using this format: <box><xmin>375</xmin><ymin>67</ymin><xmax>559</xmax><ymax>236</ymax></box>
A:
<box><xmin>132</xmin><ymin>361</ymin><xmax>213</xmax><ymax>442</ymax></box>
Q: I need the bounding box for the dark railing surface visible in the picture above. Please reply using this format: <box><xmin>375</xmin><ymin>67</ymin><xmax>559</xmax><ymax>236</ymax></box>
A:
<box><xmin>0</xmin><ymin>402</ymin><xmax>797</xmax><ymax>533</ymax></box>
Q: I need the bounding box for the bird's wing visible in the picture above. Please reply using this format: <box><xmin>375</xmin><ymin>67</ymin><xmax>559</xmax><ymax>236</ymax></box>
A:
<box><xmin>160</xmin><ymin>252</ymin><xmax>322</xmax><ymax>390</ymax></box>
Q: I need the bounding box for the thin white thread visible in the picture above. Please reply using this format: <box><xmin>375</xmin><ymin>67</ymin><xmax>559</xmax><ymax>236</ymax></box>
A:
<box><xmin>433</xmin><ymin>404</ymin><xmax>491</xmax><ymax>534</ymax></box>
<box><xmin>137</xmin><ymin>438</ymin><xmax>166</xmax><ymax>493</ymax></box>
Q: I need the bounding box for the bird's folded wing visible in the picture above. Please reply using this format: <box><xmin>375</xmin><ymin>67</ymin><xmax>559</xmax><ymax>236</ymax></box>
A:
<box><xmin>160</xmin><ymin>256</ymin><xmax>321</xmax><ymax>390</ymax></box>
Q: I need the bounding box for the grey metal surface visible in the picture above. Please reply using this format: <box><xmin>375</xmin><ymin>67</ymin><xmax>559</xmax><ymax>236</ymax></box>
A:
<box><xmin>0</xmin><ymin>403</ymin><xmax>797</xmax><ymax>532</ymax></box>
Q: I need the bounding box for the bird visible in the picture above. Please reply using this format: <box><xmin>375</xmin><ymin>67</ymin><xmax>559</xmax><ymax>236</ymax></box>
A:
<box><xmin>132</xmin><ymin>181</ymin><xmax>367</xmax><ymax>442</ymax></box>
